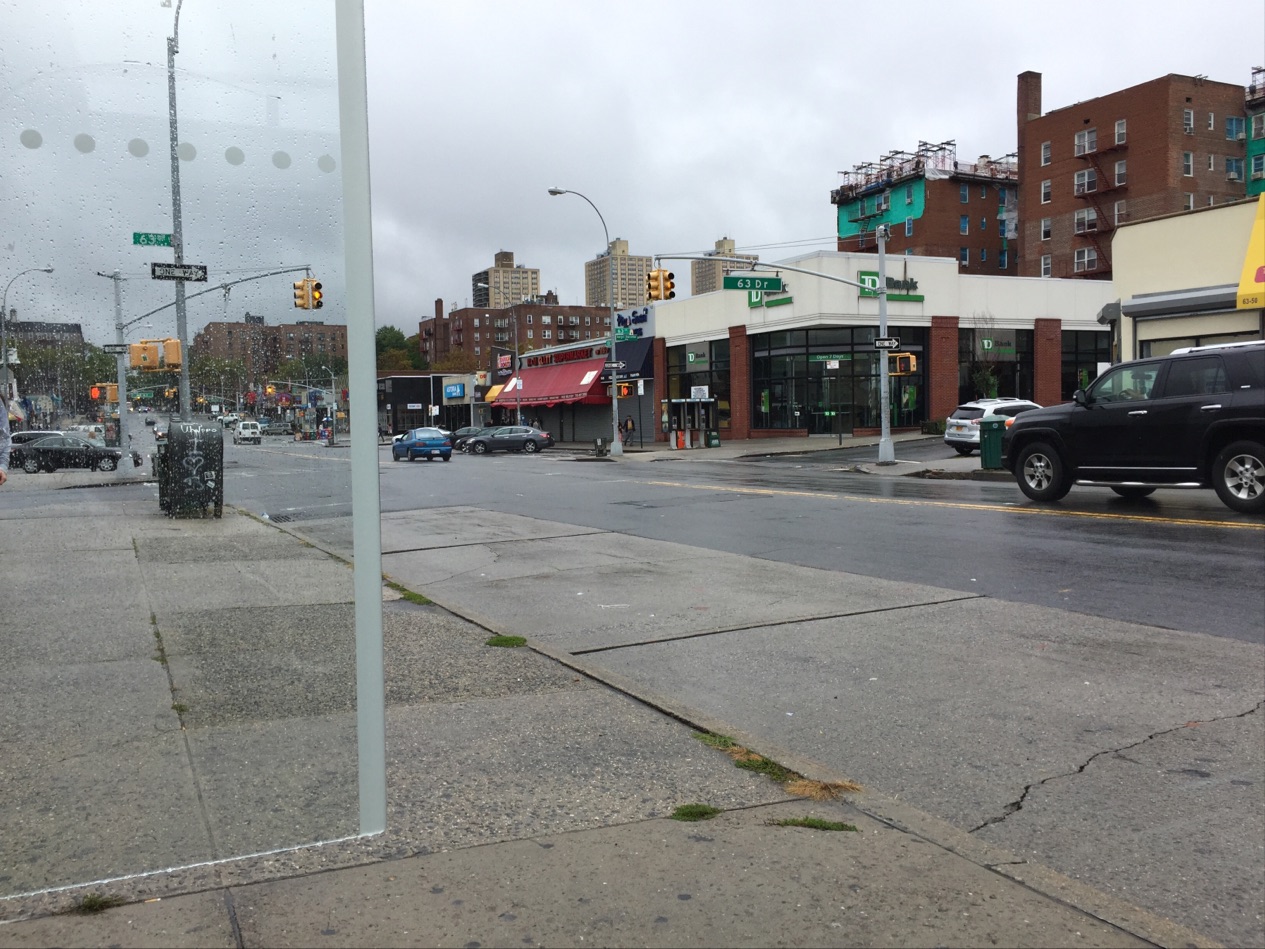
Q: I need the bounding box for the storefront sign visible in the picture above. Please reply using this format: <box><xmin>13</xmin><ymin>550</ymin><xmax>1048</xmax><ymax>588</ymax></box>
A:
<box><xmin>747</xmin><ymin>290</ymin><xmax>793</xmax><ymax>309</ymax></box>
<box><xmin>858</xmin><ymin>270</ymin><xmax>924</xmax><ymax>302</ymax></box>
<box><xmin>1236</xmin><ymin>194</ymin><xmax>1265</xmax><ymax>309</ymax></box>
<box><xmin>615</xmin><ymin>305</ymin><xmax>654</xmax><ymax>339</ymax></box>
<box><xmin>444</xmin><ymin>383</ymin><xmax>465</xmax><ymax>399</ymax></box>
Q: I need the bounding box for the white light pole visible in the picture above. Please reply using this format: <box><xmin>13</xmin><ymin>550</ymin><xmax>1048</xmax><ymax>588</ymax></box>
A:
<box><xmin>876</xmin><ymin>225</ymin><xmax>895</xmax><ymax>464</ymax></box>
<box><xmin>1</xmin><ymin>267</ymin><xmax>55</xmax><ymax>403</ymax></box>
<box><xmin>548</xmin><ymin>187</ymin><xmax>622</xmax><ymax>455</ymax></box>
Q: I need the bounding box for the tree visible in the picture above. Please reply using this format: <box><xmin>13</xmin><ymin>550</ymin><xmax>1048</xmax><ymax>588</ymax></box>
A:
<box><xmin>378</xmin><ymin>349</ymin><xmax>413</xmax><ymax>371</ymax></box>
<box><xmin>376</xmin><ymin>326</ymin><xmax>408</xmax><ymax>354</ymax></box>
<box><xmin>432</xmin><ymin>350</ymin><xmax>477</xmax><ymax>372</ymax></box>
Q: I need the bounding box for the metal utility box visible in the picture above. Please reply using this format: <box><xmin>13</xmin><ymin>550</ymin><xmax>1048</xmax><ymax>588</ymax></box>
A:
<box><xmin>155</xmin><ymin>420</ymin><xmax>223</xmax><ymax>518</ymax></box>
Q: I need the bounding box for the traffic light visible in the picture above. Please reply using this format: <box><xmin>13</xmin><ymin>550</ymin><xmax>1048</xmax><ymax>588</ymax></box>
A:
<box><xmin>89</xmin><ymin>385</ymin><xmax>101</xmax><ymax>400</ymax></box>
<box><xmin>106</xmin><ymin>384</ymin><xmax>119</xmax><ymax>403</ymax></box>
<box><xmin>646</xmin><ymin>269</ymin><xmax>660</xmax><ymax>301</ymax></box>
<box><xmin>308</xmin><ymin>279</ymin><xmax>323</xmax><ymax>309</ymax></box>
<box><xmin>266</xmin><ymin>384</ymin><xmax>276</xmax><ymax>396</ymax></box>
<box><xmin>131</xmin><ymin>341</ymin><xmax>159</xmax><ymax>370</ymax></box>
<box><xmin>162</xmin><ymin>338</ymin><xmax>182</xmax><ymax>368</ymax></box>
<box><xmin>661</xmin><ymin>270</ymin><xmax>676</xmax><ymax>300</ymax></box>
<box><xmin>293</xmin><ymin>279</ymin><xmax>309</xmax><ymax>309</ymax></box>
<box><xmin>891</xmin><ymin>352</ymin><xmax>917</xmax><ymax>375</ymax></box>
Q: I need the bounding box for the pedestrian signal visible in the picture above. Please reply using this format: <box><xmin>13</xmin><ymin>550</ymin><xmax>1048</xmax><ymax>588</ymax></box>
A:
<box><xmin>890</xmin><ymin>352</ymin><xmax>917</xmax><ymax>375</ymax></box>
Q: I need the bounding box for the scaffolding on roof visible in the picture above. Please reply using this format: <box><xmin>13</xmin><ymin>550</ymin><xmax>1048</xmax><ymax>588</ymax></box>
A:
<box><xmin>831</xmin><ymin>140</ymin><xmax>1017</xmax><ymax>205</ymax></box>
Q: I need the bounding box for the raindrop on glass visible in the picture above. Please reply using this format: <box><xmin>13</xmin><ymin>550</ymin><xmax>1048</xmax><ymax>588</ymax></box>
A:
<box><xmin>74</xmin><ymin>133</ymin><xmax>96</xmax><ymax>153</ymax></box>
<box><xmin>272</xmin><ymin>151</ymin><xmax>291</xmax><ymax>169</ymax></box>
<box><xmin>128</xmin><ymin>138</ymin><xmax>150</xmax><ymax>157</ymax></box>
<box><xmin>225</xmin><ymin>146</ymin><xmax>245</xmax><ymax>166</ymax></box>
<box><xmin>20</xmin><ymin>129</ymin><xmax>43</xmax><ymax>149</ymax></box>
<box><xmin>177</xmin><ymin>142</ymin><xmax>197</xmax><ymax>161</ymax></box>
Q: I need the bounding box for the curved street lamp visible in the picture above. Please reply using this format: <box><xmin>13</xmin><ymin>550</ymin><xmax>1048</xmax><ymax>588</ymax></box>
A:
<box><xmin>547</xmin><ymin>187</ymin><xmax>622</xmax><ymax>455</ymax></box>
<box><xmin>1</xmin><ymin>266</ymin><xmax>55</xmax><ymax>401</ymax></box>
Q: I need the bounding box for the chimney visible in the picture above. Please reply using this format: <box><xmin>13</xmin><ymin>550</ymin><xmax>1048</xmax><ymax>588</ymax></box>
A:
<box><xmin>1017</xmin><ymin>71</ymin><xmax>1042</xmax><ymax>126</ymax></box>
<box><xmin>435</xmin><ymin>298</ymin><xmax>444</xmax><ymax>321</ymax></box>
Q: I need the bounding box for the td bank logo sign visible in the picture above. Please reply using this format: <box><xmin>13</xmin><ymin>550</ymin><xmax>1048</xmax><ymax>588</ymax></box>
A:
<box><xmin>857</xmin><ymin>271</ymin><xmax>925</xmax><ymax>303</ymax></box>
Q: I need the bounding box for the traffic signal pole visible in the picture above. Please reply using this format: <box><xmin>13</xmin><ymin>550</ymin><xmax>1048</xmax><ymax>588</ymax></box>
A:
<box><xmin>654</xmin><ymin>252</ymin><xmax>899</xmax><ymax>465</ymax></box>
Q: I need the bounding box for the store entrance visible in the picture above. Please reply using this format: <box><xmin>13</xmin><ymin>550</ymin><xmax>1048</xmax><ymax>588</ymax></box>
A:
<box><xmin>807</xmin><ymin>371</ymin><xmax>852</xmax><ymax>435</ymax></box>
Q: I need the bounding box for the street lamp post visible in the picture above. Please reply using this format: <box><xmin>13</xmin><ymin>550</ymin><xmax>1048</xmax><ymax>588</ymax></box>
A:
<box><xmin>1</xmin><ymin>267</ymin><xmax>55</xmax><ymax>404</ymax></box>
<box><xmin>547</xmin><ymin>188</ymin><xmax>622</xmax><ymax>456</ymax></box>
<box><xmin>166</xmin><ymin>0</ymin><xmax>194</xmax><ymax>421</ymax></box>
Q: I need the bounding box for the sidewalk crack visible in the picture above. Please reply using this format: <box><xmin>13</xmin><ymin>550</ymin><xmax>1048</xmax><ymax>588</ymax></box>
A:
<box><xmin>969</xmin><ymin>699</ymin><xmax>1264</xmax><ymax>834</ymax></box>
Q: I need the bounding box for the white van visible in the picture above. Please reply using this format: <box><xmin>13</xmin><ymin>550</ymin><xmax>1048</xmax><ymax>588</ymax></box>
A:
<box><xmin>233</xmin><ymin>420</ymin><xmax>262</xmax><ymax>445</ymax></box>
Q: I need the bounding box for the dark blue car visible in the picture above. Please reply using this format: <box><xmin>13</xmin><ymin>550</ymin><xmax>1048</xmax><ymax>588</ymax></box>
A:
<box><xmin>391</xmin><ymin>427</ymin><xmax>453</xmax><ymax>462</ymax></box>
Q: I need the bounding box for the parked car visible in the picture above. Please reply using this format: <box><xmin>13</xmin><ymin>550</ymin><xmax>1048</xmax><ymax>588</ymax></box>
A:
<box><xmin>144</xmin><ymin>416</ymin><xmax>157</xmax><ymax>426</ymax></box>
<box><xmin>233</xmin><ymin>420</ymin><xmax>262</xmax><ymax>445</ymax></box>
<box><xmin>11</xmin><ymin>433</ymin><xmax>132</xmax><ymax>473</ymax></box>
<box><xmin>944</xmin><ymin>398</ymin><xmax>1042</xmax><ymax>455</ymax></box>
<box><xmin>1002</xmin><ymin>341</ymin><xmax>1265</xmax><ymax>514</ymax></box>
<box><xmin>464</xmin><ymin>425</ymin><xmax>555</xmax><ymax>455</ymax></box>
<box><xmin>452</xmin><ymin>425</ymin><xmax>494</xmax><ymax>451</ymax></box>
<box><xmin>218</xmin><ymin>413</ymin><xmax>240</xmax><ymax>428</ymax></box>
<box><xmin>391</xmin><ymin>426</ymin><xmax>453</xmax><ymax>462</ymax></box>
<box><xmin>10</xmin><ymin>429</ymin><xmax>64</xmax><ymax>447</ymax></box>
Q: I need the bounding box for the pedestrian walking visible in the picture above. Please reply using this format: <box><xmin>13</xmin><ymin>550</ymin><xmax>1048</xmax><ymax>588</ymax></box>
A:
<box><xmin>0</xmin><ymin>394</ymin><xmax>11</xmax><ymax>487</ymax></box>
<box><xmin>621</xmin><ymin>415</ymin><xmax>635</xmax><ymax>447</ymax></box>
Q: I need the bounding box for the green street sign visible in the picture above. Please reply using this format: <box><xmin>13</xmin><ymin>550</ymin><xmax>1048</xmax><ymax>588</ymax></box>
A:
<box><xmin>723</xmin><ymin>275</ymin><xmax>783</xmax><ymax>292</ymax></box>
<box><xmin>133</xmin><ymin>232</ymin><xmax>172</xmax><ymax>247</ymax></box>
<box><xmin>615</xmin><ymin>327</ymin><xmax>637</xmax><ymax>341</ymax></box>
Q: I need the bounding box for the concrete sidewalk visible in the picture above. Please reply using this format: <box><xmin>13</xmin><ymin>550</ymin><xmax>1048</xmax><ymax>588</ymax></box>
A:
<box><xmin>0</xmin><ymin>436</ymin><xmax>1222</xmax><ymax>948</ymax></box>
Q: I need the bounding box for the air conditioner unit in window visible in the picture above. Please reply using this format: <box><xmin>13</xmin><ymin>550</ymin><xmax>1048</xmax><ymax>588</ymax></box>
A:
<box><xmin>1251</xmin><ymin>171</ymin><xmax>1265</xmax><ymax>181</ymax></box>
<box><xmin>1227</xmin><ymin>172</ymin><xmax>1241</xmax><ymax>181</ymax></box>
<box><xmin>1237</xmin><ymin>132</ymin><xmax>1247</xmax><ymax>141</ymax></box>
<box><xmin>1184</xmin><ymin>126</ymin><xmax>1195</xmax><ymax>135</ymax></box>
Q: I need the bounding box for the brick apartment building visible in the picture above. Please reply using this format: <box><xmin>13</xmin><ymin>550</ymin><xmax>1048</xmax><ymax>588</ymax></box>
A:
<box><xmin>1016</xmin><ymin>71</ymin><xmax>1250</xmax><ymax>280</ymax></box>
<box><xmin>832</xmin><ymin>140</ymin><xmax>1018</xmax><ymax>274</ymax></box>
<box><xmin>192</xmin><ymin>316</ymin><xmax>348</xmax><ymax>383</ymax></box>
<box><xmin>420</xmin><ymin>295</ymin><xmax>613</xmax><ymax>371</ymax></box>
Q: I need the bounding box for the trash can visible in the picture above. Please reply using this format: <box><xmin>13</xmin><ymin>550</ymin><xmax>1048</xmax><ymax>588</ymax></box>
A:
<box><xmin>979</xmin><ymin>415</ymin><xmax>1005</xmax><ymax>470</ymax></box>
<box><xmin>594</xmin><ymin>437</ymin><xmax>608</xmax><ymax>457</ymax></box>
<box><xmin>160</xmin><ymin>420</ymin><xmax>224</xmax><ymax>518</ymax></box>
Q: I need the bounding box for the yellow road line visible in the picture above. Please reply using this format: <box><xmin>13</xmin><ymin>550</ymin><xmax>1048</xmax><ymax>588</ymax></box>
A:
<box><xmin>644</xmin><ymin>480</ymin><xmax>1265</xmax><ymax>531</ymax></box>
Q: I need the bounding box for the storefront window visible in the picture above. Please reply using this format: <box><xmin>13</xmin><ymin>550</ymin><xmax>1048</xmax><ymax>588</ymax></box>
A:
<box><xmin>1061</xmin><ymin>330</ymin><xmax>1111</xmax><ymax>397</ymax></box>
<box><xmin>959</xmin><ymin>328</ymin><xmax>1035</xmax><ymax>403</ymax></box>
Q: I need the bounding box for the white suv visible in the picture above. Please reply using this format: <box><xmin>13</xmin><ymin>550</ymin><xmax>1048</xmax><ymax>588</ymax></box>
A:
<box><xmin>944</xmin><ymin>398</ymin><xmax>1041</xmax><ymax>455</ymax></box>
<box><xmin>233</xmin><ymin>420</ymin><xmax>262</xmax><ymax>445</ymax></box>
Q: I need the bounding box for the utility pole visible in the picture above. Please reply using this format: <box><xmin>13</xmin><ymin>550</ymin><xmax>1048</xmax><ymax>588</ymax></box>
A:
<box><xmin>875</xmin><ymin>225</ymin><xmax>895</xmax><ymax>463</ymax></box>
<box><xmin>167</xmin><ymin>0</ymin><xmax>192</xmax><ymax>421</ymax></box>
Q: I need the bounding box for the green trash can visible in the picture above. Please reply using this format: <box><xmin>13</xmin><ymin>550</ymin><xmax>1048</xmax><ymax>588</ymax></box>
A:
<box><xmin>979</xmin><ymin>415</ymin><xmax>1005</xmax><ymax>470</ymax></box>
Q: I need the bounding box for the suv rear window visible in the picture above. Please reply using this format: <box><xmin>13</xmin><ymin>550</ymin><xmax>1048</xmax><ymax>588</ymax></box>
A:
<box><xmin>950</xmin><ymin>407</ymin><xmax>986</xmax><ymax>420</ymax></box>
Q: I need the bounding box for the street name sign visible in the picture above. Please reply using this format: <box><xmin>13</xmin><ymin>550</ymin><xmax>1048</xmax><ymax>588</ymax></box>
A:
<box><xmin>723</xmin><ymin>275</ymin><xmax>783</xmax><ymax>292</ymax></box>
<box><xmin>101</xmin><ymin>343</ymin><xmax>129</xmax><ymax>354</ymax></box>
<box><xmin>133</xmin><ymin>232</ymin><xmax>172</xmax><ymax>247</ymax></box>
<box><xmin>151</xmin><ymin>262</ymin><xmax>207</xmax><ymax>281</ymax></box>
<box><xmin>874</xmin><ymin>337</ymin><xmax>901</xmax><ymax>350</ymax></box>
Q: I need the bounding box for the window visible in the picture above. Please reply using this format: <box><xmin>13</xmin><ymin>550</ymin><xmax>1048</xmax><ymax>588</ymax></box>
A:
<box><xmin>980</xmin><ymin>217</ymin><xmax>987</xmax><ymax>231</ymax></box>
<box><xmin>1115</xmin><ymin>159</ymin><xmax>1127</xmax><ymax>186</ymax></box>
<box><xmin>526</xmin><ymin>329</ymin><xmax>533</xmax><ymax>340</ymax></box>
<box><xmin>905</xmin><ymin>184</ymin><xmax>914</xmax><ymax>204</ymax></box>
<box><xmin>473</xmin><ymin>332</ymin><xmax>480</xmax><ymax>342</ymax></box>
<box><xmin>980</xmin><ymin>185</ymin><xmax>987</xmax><ymax>199</ymax></box>
<box><xmin>999</xmin><ymin>249</ymin><xmax>1008</xmax><ymax>269</ymax></box>
<box><xmin>1182</xmin><ymin>152</ymin><xmax>1193</xmax><ymax>176</ymax></box>
<box><xmin>979</xmin><ymin>248</ymin><xmax>988</xmax><ymax>262</ymax></box>
<box><xmin>473</xmin><ymin>317</ymin><xmax>480</xmax><ymax>328</ymax></box>
<box><xmin>1253</xmin><ymin>114</ymin><xmax>1265</xmax><ymax>139</ymax></box>
<box><xmin>526</xmin><ymin>314</ymin><xmax>533</xmax><ymax>324</ymax></box>
<box><xmin>1183</xmin><ymin>108</ymin><xmax>1195</xmax><ymax>133</ymax></box>
<box><xmin>1183</xmin><ymin>193</ymin><xmax>1195</xmax><ymax>211</ymax></box>
<box><xmin>1226</xmin><ymin>157</ymin><xmax>1245</xmax><ymax>181</ymax></box>
<box><xmin>959</xmin><ymin>247</ymin><xmax>969</xmax><ymax>265</ymax></box>
<box><xmin>998</xmin><ymin>187</ymin><xmax>1008</xmax><ymax>203</ymax></box>
<box><xmin>1162</xmin><ymin>356</ymin><xmax>1228</xmax><ymax>398</ymax></box>
<box><xmin>1074</xmin><ymin>168</ymin><xmax>1096</xmax><ymax>194</ymax></box>
<box><xmin>905</xmin><ymin>217</ymin><xmax>913</xmax><ymax>237</ymax></box>
<box><xmin>960</xmin><ymin>184</ymin><xmax>969</xmax><ymax>203</ymax></box>
<box><xmin>1040</xmin><ymin>217</ymin><xmax>1052</xmax><ymax>240</ymax></box>
<box><xmin>584</xmin><ymin>315</ymin><xmax>591</xmax><ymax>325</ymax></box>
<box><xmin>474</xmin><ymin>346</ymin><xmax>481</xmax><ymax>356</ymax></box>
<box><xmin>1208</xmin><ymin>154</ymin><xmax>1216</xmax><ymax>172</ymax></box>
<box><xmin>1074</xmin><ymin>128</ymin><xmax>1097</xmax><ymax>155</ymax></box>
<box><xmin>1209</xmin><ymin>112</ymin><xmax>1216</xmax><ymax>131</ymax></box>
<box><xmin>1040</xmin><ymin>254</ymin><xmax>1052</xmax><ymax>277</ymax></box>
<box><xmin>1115</xmin><ymin>119</ymin><xmax>1127</xmax><ymax>144</ymax></box>
<box><xmin>1226</xmin><ymin>116</ymin><xmax>1246</xmax><ymax>140</ymax></box>
<box><xmin>1252</xmin><ymin>154</ymin><xmax>1265</xmax><ymax>179</ymax></box>
<box><xmin>1074</xmin><ymin>247</ymin><xmax>1098</xmax><ymax>272</ymax></box>
<box><xmin>960</xmin><ymin>215</ymin><xmax>969</xmax><ymax>234</ymax></box>
<box><xmin>1041</xmin><ymin>179</ymin><xmax>1051</xmax><ymax>203</ymax></box>
<box><xmin>1040</xmin><ymin>141</ymin><xmax>1051</xmax><ymax>166</ymax></box>
<box><xmin>541</xmin><ymin>329</ymin><xmax>551</xmax><ymax>339</ymax></box>
<box><xmin>1114</xmin><ymin>200</ymin><xmax>1127</xmax><ymax>225</ymax></box>
<box><xmin>1074</xmin><ymin>207</ymin><xmax>1098</xmax><ymax>233</ymax></box>
<box><xmin>541</xmin><ymin>314</ymin><xmax>551</xmax><ymax>325</ymax></box>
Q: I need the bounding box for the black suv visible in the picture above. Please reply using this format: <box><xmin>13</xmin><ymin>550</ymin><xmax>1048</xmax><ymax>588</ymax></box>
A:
<box><xmin>1001</xmin><ymin>341</ymin><xmax>1264</xmax><ymax>514</ymax></box>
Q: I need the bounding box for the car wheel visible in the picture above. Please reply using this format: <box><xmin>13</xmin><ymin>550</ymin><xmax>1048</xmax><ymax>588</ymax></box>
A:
<box><xmin>1015</xmin><ymin>441</ymin><xmax>1071</xmax><ymax>502</ymax></box>
<box><xmin>22</xmin><ymin>456</ymin><xmax>40</xmax><ymax>474</ymax></box>
<box><xmin>523</xmin><ymin>440</ymin><xmax>539</xmax><ymax>453</ymax></box>
<box><xmin>392</xmin><ymin>452</ymin><xmax>403</xmax><ymax>462</ymax></box>
<box><xmin>953</xmin><ymin>446</ymin><xmax>973</xmax><ymax>456</ymax></box>
<box><xmin>1110</xmin><ymin>486</ymin><xmax>1156</xmax><ymax>499</ymax></box>
<box><xmin>1212</xmin><ymin>439</ymin><xmax>1265</xmax><ymax>515</ymax></box>
<box><xmin>97</xmin><ymin>456</ymin><xmax>118</xmax><ymax>472</ymax></box>
<box><xmin>442</xmin><ymin>454</ymin><xmax>451</xmax><ymax>462</ymax></box>
<box><xmin>472</xmin><ymin>442</ymin><xmax>488</xmax><ymax>454</ymax></box>
<box><xmin>407</xmin><ymin>451</ymin><xmax>417</xmax><ymax>462</ymax></box>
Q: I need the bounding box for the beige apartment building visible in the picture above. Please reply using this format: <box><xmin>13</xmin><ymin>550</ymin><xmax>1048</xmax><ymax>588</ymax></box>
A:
<box><xmin>584</xmin><ymin>239</ymin><xmax>653</xmax><ymax>308</ymax></box>
<box><xmin>691</xmin><ymin>237</ymin><xmax>760</xmax><ymax>295</ymax></box>
<box><xmin>471</xmin><ymin>251</ymin><xmax>541</xmax><ymax>308</ymax></box>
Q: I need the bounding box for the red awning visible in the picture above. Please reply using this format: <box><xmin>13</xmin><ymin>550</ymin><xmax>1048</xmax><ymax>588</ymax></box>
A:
<box><xmin>492</xmin><ymin>357</ymin><xmax>608</xmax><ymax>407</ymax></box>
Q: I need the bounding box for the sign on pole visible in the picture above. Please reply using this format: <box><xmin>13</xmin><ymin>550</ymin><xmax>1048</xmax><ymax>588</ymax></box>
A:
<box><xmin>874</xmin><ymin>337</ymin><xmax>901</xmax><ymax>350</ymax></box>
<box><xmin>133</xmin><ymin>232</ymin><xmax>172</xmax><ymax>247</ymax></box>
<box><xmin>101</xmin><ymin>343</ymin><xmax>129</xmax><ymax>355</ymax></box>
<box><xmin>604</xmin><ymin>361</ymin><xmax>626</xmax><ymax>370</ymax></box>
<box><xmin>722</xmin><ymin>275</ymin><xmax>784</xmax><ymax>292</ymax></box>
<box><xmin>150</xmin><ymin>262</ymin><xmax>208</xmax><ymax>281</ymax></box>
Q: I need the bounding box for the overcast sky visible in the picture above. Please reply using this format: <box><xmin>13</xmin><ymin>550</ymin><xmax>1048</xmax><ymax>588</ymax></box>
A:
<box><xmin>2</xmin><ymin>1</ymin><xmax>1263</xmax><ymax>346</ymax></box>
